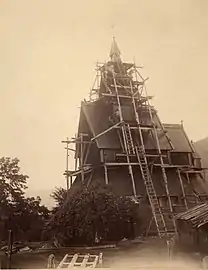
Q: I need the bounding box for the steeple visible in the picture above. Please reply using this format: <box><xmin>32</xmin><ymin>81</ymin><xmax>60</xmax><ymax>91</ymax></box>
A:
<box><xmin>109</xmin><ymin>37</ymin><xmax>122</xmax><ymax>62</ymax></box>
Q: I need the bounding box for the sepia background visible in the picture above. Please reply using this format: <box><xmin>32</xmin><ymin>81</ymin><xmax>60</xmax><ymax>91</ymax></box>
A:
<box><xmin>1</xmin><ymin>0</ymin><xmax>208</xmax><ymax>206</ymax></box>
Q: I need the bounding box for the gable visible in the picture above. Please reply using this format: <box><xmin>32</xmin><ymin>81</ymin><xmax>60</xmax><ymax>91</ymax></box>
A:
<box><xmin>164</xmin><ymin>124</ymin><xmax>194</xmax><ymax>153</ymax></box>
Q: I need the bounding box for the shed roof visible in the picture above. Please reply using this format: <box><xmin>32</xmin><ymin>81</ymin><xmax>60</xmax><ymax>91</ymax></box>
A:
<box><xmin>175</xmin><ymin>203</ymin><xmax>208</xmax><ymax>228</ymax></box>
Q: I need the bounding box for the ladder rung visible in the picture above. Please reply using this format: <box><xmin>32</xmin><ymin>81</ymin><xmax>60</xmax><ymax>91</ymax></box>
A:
<box><xmin>81</xmin><ymin>254</ymin><xmax>90</xmax><ymax>267</ymax></box>
<box><xmin>68</xmin><ymin>254</ymin><xmax>79</xmax><ymax>267</ymax></box>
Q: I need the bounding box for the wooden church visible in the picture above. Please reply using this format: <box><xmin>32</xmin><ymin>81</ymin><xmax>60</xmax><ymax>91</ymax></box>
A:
<box><xmin>63</xmin><ymin>39</ymin><xmax>208</xmax><ymax>237</ymax></box>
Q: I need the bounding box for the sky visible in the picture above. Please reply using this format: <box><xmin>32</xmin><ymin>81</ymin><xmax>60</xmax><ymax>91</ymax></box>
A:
<box><xmin>1</xmin><ymin>0</ymin><xmax>208</xmax><ymax>205</ymax></box>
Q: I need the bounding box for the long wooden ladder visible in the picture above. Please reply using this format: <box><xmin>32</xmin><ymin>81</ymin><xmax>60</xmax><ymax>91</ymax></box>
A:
<box><xmin>111</xmin><ymin>68</ymin><xmax>168</xmax><ymax>236</ymax></box>
<box><xmin>123</xmin><ymin>123</ymin><xmax>135</xmax><ymax>155</ymax></box>
<box><xmin>135</xmin><ymin>146</ymin><xmax>167</xmax><ymax>236</ymax></box>
<box><xmin>143</xmin><ymin>85</ymin><xmax>177</xmax><ymax>234</ymax></box>
<box><xmin>128</xmin><ymin>76</ymin><xmax>177</xmax><ymax>235</ymax></box>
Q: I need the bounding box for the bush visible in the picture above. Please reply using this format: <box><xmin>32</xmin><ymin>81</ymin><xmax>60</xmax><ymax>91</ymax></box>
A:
<box><xmin>45</xmin><ymin>183</ymin><xmax>140</xmax><ymax>246</ymax></box>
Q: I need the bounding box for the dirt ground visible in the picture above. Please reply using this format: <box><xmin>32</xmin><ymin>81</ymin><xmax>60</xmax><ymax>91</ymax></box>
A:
<box><xmin>5</xmin><ymin>238</ymin><xmax>203</xmax><ymax>269</ymax></box>
<box><xmin>106</xmin><ymin>238</ymin><xmax>200</xmax><ymax>269</ymax></box>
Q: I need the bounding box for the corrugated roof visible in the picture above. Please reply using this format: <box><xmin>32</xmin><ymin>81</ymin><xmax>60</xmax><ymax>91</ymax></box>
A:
<box><xmin>175</xmin><ymin>203</ymin><xmax>208</xmax><ymax>228</ymax></box>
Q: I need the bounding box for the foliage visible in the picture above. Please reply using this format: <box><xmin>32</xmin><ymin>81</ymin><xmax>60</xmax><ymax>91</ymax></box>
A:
<box><xmin>0</xmin><ymin>157</ymin><xmax>49</xmax><ymax>241</ymax></box>
<box><xmin>0</xmin><ymin>157</ymin><xmax>28</xmax><ymax>204</ymax></box>
<box><xmin>46</xmin><ymin>183</ymin><xmax>140</xmax><ymax>246</ymax></box>
<box><xmin>51</xmin><ymin>187</ymin><xmax>67</xmax><ymax>207</ymax></box>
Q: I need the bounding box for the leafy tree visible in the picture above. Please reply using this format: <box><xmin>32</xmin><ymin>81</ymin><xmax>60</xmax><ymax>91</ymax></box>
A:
<box><xmin>46</xmin><ymin>183</ymin><xmax>140</xmax><ymax>246</ymax></box>
<box><xmin>12</xmin><ymin>196</ymin><xmax>49</xmax><ymax>241</ymax></box>
<box><xmin>0</xmin><ymin>157</ymin><xmax>28</xmax><ymax>204</ymax></box>
<box><xmin>51</xmin><ymin>187</ymin><xmax>67</xmax><ymax>207</ymax></box>
<box><xmin>0</xmin><ymin>157</ymin><xmax>49</xmax><ymax>241</ymax></box>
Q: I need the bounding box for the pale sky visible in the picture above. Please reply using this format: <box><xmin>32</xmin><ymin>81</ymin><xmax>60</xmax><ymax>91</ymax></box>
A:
<box><xmin>1</xmin><ymin>0</ymin><xmax>208</xmax><ymax>204</ymax></box>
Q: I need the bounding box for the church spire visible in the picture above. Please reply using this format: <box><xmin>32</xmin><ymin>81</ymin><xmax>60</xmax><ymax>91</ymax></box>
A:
<box><xmin>109</xmin><ymin>37</ymin><xmax>122</xmax><ymax>62</ymax></box>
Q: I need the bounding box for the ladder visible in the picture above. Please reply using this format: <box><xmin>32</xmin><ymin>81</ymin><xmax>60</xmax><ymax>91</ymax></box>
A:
<box><xmin>128</xmin><ymin>76</ymin><xmax>177</xmax><ymax>235</ymax></box>
<box><xmin>111</xmin><ymin>68</ymin><xmax>169</xmax><ymax>235</ymax></box>
<box><xmin>144</xmin><ymin>90</ymin><xmax>177</xmax><ymax>234</ymax></box>
<box><xmin>110</xmin><ymin>65</ymin><xmax>176</xmax><ymax>235</ymax></box>
<box><xmin>57</xmin><ymin>253</ymin><xmax>101</xmax><ymax>268</ymax></box>
<box><xmin>135</xmin><ymin>146</ymin><xmax>167</xmax><ymax>236</ymax></box>
<box><xmin>123</xmin><ymin>123</ymin><xmax>135</xmax><ymax>155</ymax></box>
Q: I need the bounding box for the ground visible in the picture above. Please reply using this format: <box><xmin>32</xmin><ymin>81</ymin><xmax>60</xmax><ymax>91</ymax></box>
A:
<box><xmin>4</xmin><ymin>238</ymin><xmax>202</xmax><ymax>269</ymax></box>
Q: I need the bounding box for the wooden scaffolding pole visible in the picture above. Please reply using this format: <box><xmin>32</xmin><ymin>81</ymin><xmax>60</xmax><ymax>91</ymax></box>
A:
<box><xmin>143</xmin><ymin>82</ymin><xmax>177</xmax><ymax>234</ymax></box>
<box><xmin>177</xmin><ymin>169</ymin><xmax>188</xmax><ymax>210</ymax></box>
<box><xmin>83</xmin><ymin>143</ymin><xmax>91</xmax><ymax>166</ymax></box>
<box><xmin>91</xmin><ymin>121</ymin><xmax>122</xmax><ymax>141</ymax></box>
<box><xmin>70</xmin><ymin>176</ymin><xmax>72</xmax><ymax>188</ymax></box>
<box><xmin>112</xmin><ymin>69</ymin><xmax>137</xmax><ymax>197</ymax></box>
<box><xmin>104</xmin><ymin>165</ymin><xmax>109</xmax><ymax>185</ymax></box>
<box><xmin>61</xmin><ymin>137</ymin><xmax>70</xmax><ymax>190</ymax></box>
<box><xmin>66</xmin><ymin>138</ymin><xmax>69</xmax><ymax>190</ymax></box>
<box><xmin>80</xmin><ymin>133</ymin><xmax>84</xmax><ymax>183</ymax></box>
<box><xmin>129</xmin><ymin>72</ymin><xmax>167</xmax><ymax>236</ymax></box>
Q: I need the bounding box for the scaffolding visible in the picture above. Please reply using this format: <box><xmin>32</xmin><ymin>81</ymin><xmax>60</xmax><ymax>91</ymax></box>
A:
<box><xmin>100</xmin><ymin>59</ymin><xmax>177</xmax><ymax>236</ymax></box>
<box><xmin>62</xmin><ymin>39</ymin><xmax>208</xmax><ymax>238</ymax></box>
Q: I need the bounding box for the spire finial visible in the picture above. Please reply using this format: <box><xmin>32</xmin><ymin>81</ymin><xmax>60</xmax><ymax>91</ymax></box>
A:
<box><xmin>180</xmin><ymin>120</ymin><xmax>184</xmax><ymax>127</ymax></box>
<box><xmin>110</xmin><ymin>37</ymin><xmax>121</xmax><ymax>62</ymax></box>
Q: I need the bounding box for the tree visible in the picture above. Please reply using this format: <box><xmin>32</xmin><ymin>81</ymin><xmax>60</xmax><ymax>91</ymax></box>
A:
<box><xmin>51</xmin><ymin>187</ymin><xmax>67</xmax><ymax>208</ymax></box>
<box><xmin>0</xmin><ymin>157</ymin><xmax>28</xmax><ymax>205</ymax></box>
<box><xmin>46</xmin><ymin>183</ymin><xmax>140</xmax><ymax>246</ymax></box>
<box><xmin>12</xmin><ymin>196</ymin><xmax>49</xmax><ymax>241</ymax></box>
<box><xmin>0</xmin><ymin>157</ymin><xmax>49</xmax><ymax>241</ymax></box>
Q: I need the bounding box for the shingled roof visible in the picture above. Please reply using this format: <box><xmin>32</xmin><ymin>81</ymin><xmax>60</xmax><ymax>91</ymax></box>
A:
<box><xmin>175</xmin><ymin>203</ymin><xmax>208</xmax><ymax>228</ymax></box>
<box><xmin>163</xmin><ymin>124</ymin><xmax>194</xmax><ymax>152</ymax></box>
<box><xmin>78</xmin><ymin>100</ymin><xmax>194</xmax><ymax>153</ymax></box>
